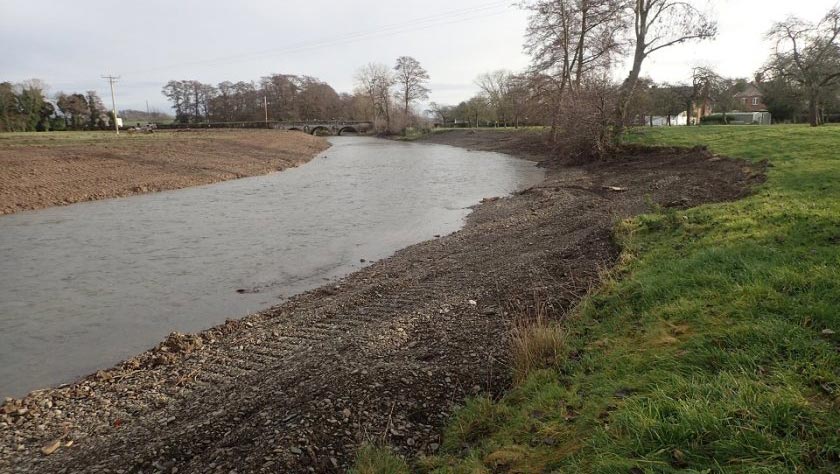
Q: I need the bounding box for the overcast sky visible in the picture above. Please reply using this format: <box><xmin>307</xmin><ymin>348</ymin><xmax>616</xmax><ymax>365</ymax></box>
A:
<box><xmin>2</xmin><ymin>0</ymin><xmax>838</xmax><ymax>113</ymax></box>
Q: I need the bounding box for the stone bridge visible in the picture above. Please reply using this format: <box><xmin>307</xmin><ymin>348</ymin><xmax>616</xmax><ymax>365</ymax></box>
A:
<box><xmin>271</xmin><ymin>121</ymin><xmax>373</xmax><ymax>136</ymax></box>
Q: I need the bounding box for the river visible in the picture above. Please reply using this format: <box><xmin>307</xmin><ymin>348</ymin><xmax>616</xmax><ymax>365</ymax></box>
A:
<box><xmin>0</xmin><ymin>137</ymin><xmax>544</xmax><ymax>398</ymax></box>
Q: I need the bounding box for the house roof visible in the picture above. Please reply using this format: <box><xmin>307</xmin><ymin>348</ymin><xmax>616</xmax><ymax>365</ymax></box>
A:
<box><xmin>735</xmin><ymin>82</ymin><xmax>763</xmax><ymax>98</ymax></box>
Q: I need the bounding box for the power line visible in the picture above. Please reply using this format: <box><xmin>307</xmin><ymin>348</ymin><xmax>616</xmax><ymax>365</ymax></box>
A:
<box><xmin>124</xmin><ymin>1</ymin><xmax>513</xmax><ymax>75</ymax></box>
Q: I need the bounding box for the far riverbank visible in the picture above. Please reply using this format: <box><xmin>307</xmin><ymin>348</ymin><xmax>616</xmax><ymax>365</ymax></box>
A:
<box><xmin>0</xmin><ymin>129</ymin><xmax>329</xmax><ymax>215</ymax></box>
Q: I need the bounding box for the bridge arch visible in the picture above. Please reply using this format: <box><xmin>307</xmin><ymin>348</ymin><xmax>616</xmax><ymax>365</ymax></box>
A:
<box><xmin>337</xmin><ymin>126</ymin><xmax>359</xmax><ymax>136</ymax></box>
<box><xmin>310</xmin><ymin>126</ymin><xmax>330</xmax><ymax>136</ymax></box>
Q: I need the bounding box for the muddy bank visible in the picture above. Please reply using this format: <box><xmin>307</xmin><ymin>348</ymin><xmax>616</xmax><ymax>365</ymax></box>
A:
<box><xmin>0</xmin><ymin>130</ymin><xmax>764</xmax><ymax>473</ymax></box>
<box><xmin>0</xmin><ymin>130</ymin><xmax>329</xmax><ymax>215</ymax></box>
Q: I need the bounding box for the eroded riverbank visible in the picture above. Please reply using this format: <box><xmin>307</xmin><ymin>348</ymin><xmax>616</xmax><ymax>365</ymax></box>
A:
<box><xmin>0</xmin><ymin>130</ymin><xmax>764</xmax><ymax>473</ymax></box>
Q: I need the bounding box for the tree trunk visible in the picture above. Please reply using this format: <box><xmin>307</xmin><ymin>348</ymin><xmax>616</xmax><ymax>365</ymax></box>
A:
<box><xmin>551</xmin><ymin>109</ymin><xmax>560</xmax><ymax>141</ymax></box>
<box><xmin>808</xmin><ymin>90</ymin><xmax>820</xmax><ymax>127</ymax></box>
<box><xmin>575</xmin><ymin>5</ymin><xmax>587</xmax><ymax>89</ymax></box>
<box><xmin>614</xmin><ymin>38</ymin><xmax>647</xmax><ymax>142</ymax></box>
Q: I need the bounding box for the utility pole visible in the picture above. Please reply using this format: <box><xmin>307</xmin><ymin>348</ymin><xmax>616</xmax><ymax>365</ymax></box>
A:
<box><xmin>263</xmin><ymin>96</ymin><xmax>269</xmax><ymax>126</ymax></box>
<box><xmin>102</xmin><ymin>75</ymin><xmax>120</xmax><ymax>135</ymax></box>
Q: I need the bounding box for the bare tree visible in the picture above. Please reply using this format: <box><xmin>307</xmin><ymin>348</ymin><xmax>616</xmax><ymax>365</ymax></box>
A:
<box><xmin>615</xmin><ymin>0</ymin><xmax>717</xmax><ymax>138</ymax></box>
<box><xmin>160</xmin><ymin>80</ymin><xmax>217</xmax><ymax>124</ymax></box>
<box><xmin>526</xmin><ymin>73</ymin><xmax>567</xmax><ymax>136</ymax></box>
<box><xmin>261</xmin><ymin>74</ymin><xmax>300</xmax><ymax>122</ymax></box>
<box><xmin>689</xmin><ymin>66</ymin><xmax>719</xmax><ymax>123</ymax></box>
<box><xmin>296</xmin><ymin>76</ymin><xmax>342</xmax><ymax>121</ymax></box>
<box><xmin>394</xmin><ymin>56</ymin><xmax>431</xmax><ymax>121</ymax></box>
<box><xmin>355</xmin><ymin>63</ymin><xmax>396</xmax><ymax>132</ymax></box>
<box><xmin>765</xmin><ymin>6</ymin><xmax>840</xmax><ymax>126</ymax></box>
<box><xmin>475</xmin><ymin>70</ymin><xmax>515</xmax><ymax>125</ymax></box>
<box><xmin>522</xmin><ymin>0</ymin><xmax>628</xmax><ymax>140</ymax></box>
<box><xmin>427</xmin><ymin>102</ymin><xmax>455</xmax><ymax>125</ymax></box>
<box><xmin>554</xmin><ymin>77</ymin><xmax>618</xmax><ymax>160</ymax></box>
<box><xmin>464</xmin><ymin>96</ymin><xmax>491</xmax><ymax>127</ymax></box>
<box><xmin>523</xmin><ymin>0</ymin><xmax>628</xmax><ymax>91</ymax></box>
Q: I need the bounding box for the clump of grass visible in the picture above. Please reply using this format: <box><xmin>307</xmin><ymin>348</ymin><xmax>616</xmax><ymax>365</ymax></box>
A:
<box><xmin>442</xmin><ymin>395</ymin><xmax>509</xmax><ymax>451</ymax></box>
<box><xmin>350</xmin><ymin>444</ymin><xmax>410</xmax><ymax>474</ymax></box>
<box><xmin>510</xmin><ymin>299</ymin><xmax>565</xmax><ymax>384</ymax></box>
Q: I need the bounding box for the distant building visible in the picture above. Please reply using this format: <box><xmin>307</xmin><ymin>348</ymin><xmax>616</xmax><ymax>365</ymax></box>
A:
<box><xmin>734</xmin><ymin>83</ymin><xmax>767</xmax><ymax>112</ymax></box>
<box><xmin>647</xmin><ymin>112</ymin><xmax>689</xmax><ymax>127</ymax></box>
<box><xmin>641</xmin><ymin>84</ymin><xmax>714</xmax><ymax>126</ymax></box>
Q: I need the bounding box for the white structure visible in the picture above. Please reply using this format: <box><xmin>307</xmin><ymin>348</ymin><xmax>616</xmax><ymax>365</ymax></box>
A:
<box><xmin>648</xmin><ymin>111</ymin><xmax>689</xmax><ymax>127</ymax></box>
<box><xmin>723</xmin><ymin>112</ymin><xmax>772</xmax><ymax>125</ymax></box>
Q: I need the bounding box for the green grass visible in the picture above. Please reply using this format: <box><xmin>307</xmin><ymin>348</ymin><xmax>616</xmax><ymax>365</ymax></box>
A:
<box><xmin>351</xmin><ymin>444</ymin><xmax>411</xmax><ymax>474</ymax></box>
<box><xmin>362</xmin><ymin>125</ymin><xmax>840</xmax><ymax>473</ymax></box>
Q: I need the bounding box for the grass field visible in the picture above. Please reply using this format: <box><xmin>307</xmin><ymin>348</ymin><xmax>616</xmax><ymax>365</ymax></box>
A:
<box><xmin>359</xmin><ymin>125</ymin><xmax>840</xmax><ymax>473</ymax></box>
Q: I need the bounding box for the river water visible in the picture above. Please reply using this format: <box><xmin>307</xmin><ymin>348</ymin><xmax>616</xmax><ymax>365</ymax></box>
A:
<box><xmin>0</xmin><ymin>137</ymin><xmax>544</xmax><ymax>398</ymax></box>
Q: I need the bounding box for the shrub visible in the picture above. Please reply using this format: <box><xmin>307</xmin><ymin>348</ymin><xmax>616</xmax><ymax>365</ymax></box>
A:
<box><xmin>550</xmin><ymin>79</ymin><xmax>619</xmax><ymax>162</ymax></box>
<box><xmin>700</xmin><ymin>114</ymin><xmax>728</xmax><ymax>125</ymax></box>
<box><xmin>510</xmin><ymin>299</ymin><xmax>566</xmax><ymax>384</ymax></box>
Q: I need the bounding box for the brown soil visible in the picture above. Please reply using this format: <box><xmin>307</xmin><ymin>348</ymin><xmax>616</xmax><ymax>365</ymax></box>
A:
<box><xmin>0</xmin><ymin>130</ymin><xmax>329</xmax><ymax>215</ymax></box>
<box><xmin>0</xmin><ymin>130</ymin><xmax>764</xmax><ymax>473</ymax></box>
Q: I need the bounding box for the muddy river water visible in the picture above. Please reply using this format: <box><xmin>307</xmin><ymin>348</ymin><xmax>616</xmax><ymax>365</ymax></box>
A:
<box><xmin>0</xmin><ymin>137</ymin><xmax>543</xmax><ymax>398</ymax></box>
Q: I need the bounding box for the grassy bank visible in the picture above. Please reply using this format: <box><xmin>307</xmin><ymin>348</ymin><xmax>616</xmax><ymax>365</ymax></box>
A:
<box><xmin>361</xmin><ymin>125</ymin><xmax>840</xmax><ymax>472</ymax></box>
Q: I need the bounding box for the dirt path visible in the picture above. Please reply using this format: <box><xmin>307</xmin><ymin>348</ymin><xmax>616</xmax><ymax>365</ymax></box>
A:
<box><xmin>0</xmin><ymin>130</ymin><xmax>329</xmax><ymax>215</ymax></box>
<box><xmin>0</xmin><ymin>130</ymin><xmax>763</xmax><ymax>473</ymax></box>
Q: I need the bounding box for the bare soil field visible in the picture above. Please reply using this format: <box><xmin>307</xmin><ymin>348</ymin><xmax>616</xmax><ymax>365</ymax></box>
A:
<box><xmin>0</xmin><ymin>130</ymin><xmax>764</xmax><ymax>473</ymax></box>
<box><xmin>0</xmin><ymin>130</ymin><xmax>329</xmax><ymax>215</ymax></box>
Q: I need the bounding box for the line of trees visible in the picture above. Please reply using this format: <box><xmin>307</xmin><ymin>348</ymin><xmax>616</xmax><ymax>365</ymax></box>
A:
<box><xmin>427</xmin><ymin>71</ymin><xmax>535</xmax><ymax>128</ymax></box>
<box><xmin>757</xmin><ymin>75</ymin><xmax>840</xmax><ymax>124</ymax></box>
<box><xmin>1</xmin><ymin>79</ymin><xmax>111</xmax><ymax>132</ymax></box>
<box><xmin>161</xmin><ymin>75</ymin><xmax>363</xmax><ymax>125</ymax></box>
<box><xmin>161</xmin><ymin>56</ymin><xmax>432</xmax><ymax>133</ymax></box>
<box><xmin>431</xmin><ymin>0</ymin><xmax>716</xmax><ymax>158</ymax></box>
<box><xmin>603</xmin><ymin>5</ymin><xmax>840</xmax><ymax>127</ymax></box>
<box><xmin>523</xmin><ymin>0</ymin><xmax>716</xmax><ymax>155</ymax></box>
